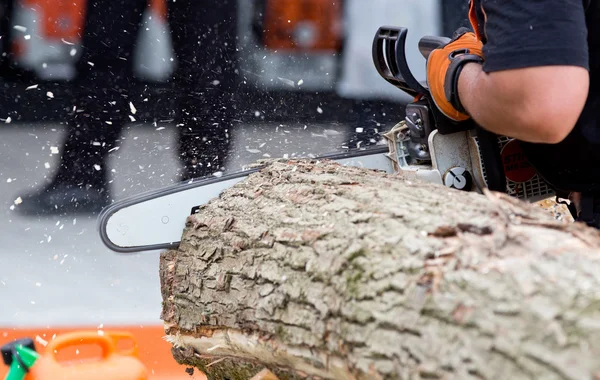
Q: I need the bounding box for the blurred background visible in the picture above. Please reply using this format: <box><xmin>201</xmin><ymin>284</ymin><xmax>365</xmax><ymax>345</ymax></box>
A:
<box><xmin>0</xmin><ymin>0</ymin><xmax>467</xmax><ymax>378</ymax></box>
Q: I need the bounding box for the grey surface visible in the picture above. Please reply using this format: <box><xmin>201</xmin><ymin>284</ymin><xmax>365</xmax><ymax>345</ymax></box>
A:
<box><xmin>0</xmin><ymin>121</ymin><xmax>352</xmax><ymax>327</ymax></box>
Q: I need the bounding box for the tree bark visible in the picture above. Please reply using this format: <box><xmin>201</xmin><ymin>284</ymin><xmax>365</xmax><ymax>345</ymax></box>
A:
<box><xmin>159</xmin><ymin>158</ymin><xmax>600</xmax><ymax>380</ymax></box>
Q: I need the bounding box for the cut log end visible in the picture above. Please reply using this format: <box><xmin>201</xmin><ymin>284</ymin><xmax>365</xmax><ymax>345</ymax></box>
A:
<box><xmin>160</xmin><ymin>158</ymin><xmax>600</xmax><ymax>379</ymax></box>
<box><xmin>164</xmin><ymin>326</ymin><xmax>355</xmax><ymax>379</ymax></box>
<box><xmin>171</xmin><ymin>346</ymin><xmax>285</xmax><ymax>380</ymax></box>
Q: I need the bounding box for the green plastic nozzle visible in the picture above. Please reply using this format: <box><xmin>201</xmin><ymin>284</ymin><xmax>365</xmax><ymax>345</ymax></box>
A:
<box><xmin>2</xmin><ymin>338</ymin><xmax>39</xmax><ymax>380</ymax></box>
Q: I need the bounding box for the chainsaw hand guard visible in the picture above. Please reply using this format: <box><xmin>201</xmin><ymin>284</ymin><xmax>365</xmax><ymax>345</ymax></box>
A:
<box><xmin>372</xmin><ymin>27</ymin><xmax>427</xmax><ymax>98</ymax></box>
<box><xmin>372</xmin><ymin>26</ymin><xmax>450</xmax><ymax>99</ymax></box>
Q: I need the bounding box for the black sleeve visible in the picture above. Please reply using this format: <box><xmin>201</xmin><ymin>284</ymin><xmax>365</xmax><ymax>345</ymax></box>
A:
<box><xmin>479</xmin><ymin>0</ymin><xmax>589</xmax><ymax>73</ymax></box>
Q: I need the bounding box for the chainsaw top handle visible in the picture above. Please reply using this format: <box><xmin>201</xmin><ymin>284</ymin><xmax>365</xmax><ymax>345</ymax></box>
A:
<box><xmin>372</xmin><ymin>26</ymin><xmax>450</xmax><ymax>98</ymax></box>
<box><xmin>418</xmin><ymin>35</ymin><xmax>452</xmax><ymax>60</ymax></box>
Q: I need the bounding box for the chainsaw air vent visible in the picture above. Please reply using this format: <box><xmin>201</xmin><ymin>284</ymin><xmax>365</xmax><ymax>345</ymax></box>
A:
<box><xmin>474</xmin><ymin>135</ymin><xmax>554</xmax><ymax>201</ymax></box>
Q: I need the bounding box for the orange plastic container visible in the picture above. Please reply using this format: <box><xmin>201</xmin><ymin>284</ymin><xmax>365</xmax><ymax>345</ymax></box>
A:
<box><xmin>25</xmin><ymin>331</ymin><xmax>148</xmax><ymax>380</ymax></box>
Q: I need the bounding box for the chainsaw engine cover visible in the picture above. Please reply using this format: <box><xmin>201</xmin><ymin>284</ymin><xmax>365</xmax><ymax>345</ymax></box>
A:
<box><xmin>467</xmin><ymin>132</ymin><xmax>554</xmax><ymax>202</ymax></box>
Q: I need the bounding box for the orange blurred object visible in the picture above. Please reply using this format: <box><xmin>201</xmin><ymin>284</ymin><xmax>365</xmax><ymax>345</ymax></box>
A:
<box><xmin>0</xmin><ymin>325</ymin><xmax>203</xmax><ymax>380</ymax></box>
<box><xmin>150</xmin><ymin>0</ymin><xmax>167</xmax><ymax>20</ymax></box>
<box><xmin>23</xmin><ymin>330</ymin><xmax>147</xmax><ymax>380</ymax></box>
<box><xmin>15</xmin><ymin>0</ymin><xmax>166</xmax><ymax>41</ymax></box>
<box><xmin>262</xmin><ymin>0</ymin><xmax>343</xmax><ymax>51</ymax></box>
<box><xmin>19</xmin><ymin>0</ymin><xmax>86</xmax><ymax>39</ymax></box>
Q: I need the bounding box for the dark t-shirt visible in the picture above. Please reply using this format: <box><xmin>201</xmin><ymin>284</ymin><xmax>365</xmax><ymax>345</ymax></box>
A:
<box><xmin>470</xmin><ymin>0</ymin><xmax>600</xmax><ymax>193</ymax></box>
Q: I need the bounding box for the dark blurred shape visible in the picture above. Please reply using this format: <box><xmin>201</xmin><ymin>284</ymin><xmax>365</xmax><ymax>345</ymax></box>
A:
<box><xmin>16</xmin><ymin>0</ymin><xmax>238</xmax><ymax>216</ymax></box>
<box><xmin>0</xmin><ymin>0</ymin><xmax>14</xmax><ymax>72</ymax></box>
<box><xmin>442</xmin><ymin>0</ymin><xmax>470</xmax><ymax>36</ymax></box>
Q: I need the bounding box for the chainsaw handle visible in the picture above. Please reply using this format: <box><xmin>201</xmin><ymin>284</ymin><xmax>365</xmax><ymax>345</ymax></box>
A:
<box><xmin>418</xmin><ymin>35</ymin><xmax>451</xmax><ymax>59</ymax></box>
<box><xmin>372</xmin><ymin>26</ymin><xmax>428</xmax><ymax>97</ymax></box>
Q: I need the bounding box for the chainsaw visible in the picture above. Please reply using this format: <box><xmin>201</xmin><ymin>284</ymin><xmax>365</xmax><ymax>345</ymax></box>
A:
<box><xmin>98</xmin><ymin>26</ymin><xmax>555</xmax><ymax>254</ymax></box>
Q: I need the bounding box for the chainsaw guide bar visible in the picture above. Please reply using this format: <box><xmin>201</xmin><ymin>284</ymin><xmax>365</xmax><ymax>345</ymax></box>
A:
<box><xmin>98</xmin><ymin>146</ymin><xmax>393</xmax><ymax>253</ymax></box>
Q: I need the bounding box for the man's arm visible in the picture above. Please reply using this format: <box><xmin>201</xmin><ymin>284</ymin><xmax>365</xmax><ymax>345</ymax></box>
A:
<box><xmin>458</xmin><ymin>62</ymin><xmax>589</xmax><ymax>144</ymax></box>
<box><xmin>429</xmin><ymin>0</ymin><xmax>591</xmax><ymax>144</ymax></box>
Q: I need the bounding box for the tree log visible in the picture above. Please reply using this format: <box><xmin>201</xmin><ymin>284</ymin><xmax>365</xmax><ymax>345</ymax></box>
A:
<box><xmin>159</xmin><ymin>158</ymin><xmax>600</xmax><ymax>380</ymax></box>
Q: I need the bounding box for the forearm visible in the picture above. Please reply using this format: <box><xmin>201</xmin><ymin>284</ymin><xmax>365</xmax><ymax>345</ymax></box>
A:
<box><xmin>457</xmin><ymin>63</ymin><xmax>588</xmax><ymax>144</ymax></box>
<box><xmin>457</xmin><ymin>63</ymin><xmax>545</xmax><ymax>142</ymax></box>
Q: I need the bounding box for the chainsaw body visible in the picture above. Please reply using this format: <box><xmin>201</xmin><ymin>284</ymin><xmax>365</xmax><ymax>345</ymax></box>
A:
<box><xmin>373</xmin><ymin>26</ymin><xmax>555</xmax><ymax>202</ymax></box>
<box><xmin>97</xmin><ymin>25</ymin><xmax>559</xmax><ymax>254</ymax></box>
